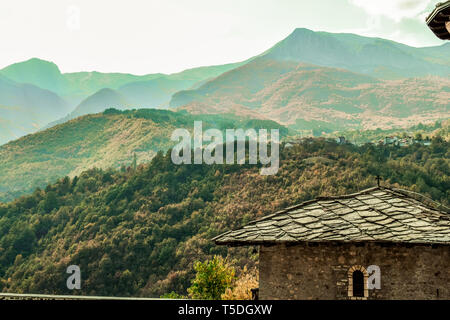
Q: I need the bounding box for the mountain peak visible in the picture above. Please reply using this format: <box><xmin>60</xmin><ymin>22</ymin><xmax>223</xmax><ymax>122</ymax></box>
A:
<box><xmin>286</xmin><ymin>28</ymin><xmax>318</xmax><ymax>40</ymax></box>
<box><xmin>263</xmin><ymin>28</ymin><xmax>450</xmax><ymax>79</ymax></box>
<box><xmin>25</xmin><ymin>57</ymin><xmax>55</xmax><ymax>64</ymax></box>
<box><xmin>69</xmin><ymin>88</ymin><xmax>129</xmax><ymax>118</ymax></box>
<box><xmin>291</xmin><ymin>27</ymin><xmax>314</xmax><ymax>34</ymax></box>
<box><xmin>95</xmin><ymin>87</ymin><xmax>118</xmax><ymax>95</ymax></box>
<box><xmin>0</xmin><ymin>58</ymin><xmax>68</xmax><ymax>94</ymax></box>
<box><xmin>2</xmin><ymin>57</ymin><xmax>61</xmax><ymax>73</ymax></box>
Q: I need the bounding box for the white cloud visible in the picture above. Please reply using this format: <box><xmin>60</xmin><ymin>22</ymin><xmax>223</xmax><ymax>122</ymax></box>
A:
<box><xmin>344</xmin><ymin>0</ymin><xmax>446</xmax><ymax>47</ymax></box>
<box><xmin>349</xmin><ymin>0</ymin><xmax>433</xmax><ymax>22</ymax></box>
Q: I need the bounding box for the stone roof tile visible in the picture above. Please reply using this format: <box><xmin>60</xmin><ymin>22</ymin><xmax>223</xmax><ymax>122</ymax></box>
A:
<box><xmin>214</xmin><ymin>187</ymin><xmax>450</xmax><ymax>245</ymax></box>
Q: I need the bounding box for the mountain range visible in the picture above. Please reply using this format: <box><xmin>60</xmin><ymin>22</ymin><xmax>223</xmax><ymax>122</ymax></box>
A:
<box><xmin>0</xmin><ymin>58</ymin><xmax>246</xmax><ymax>144</ymax></box>
<box><xmin>170</xmin><ymin>28</ymin><xmax>450</xmax><ymax>132</ymax></box>
<box><xmin>263</xmin><ymin>28</ymin><xmax>450</xmax><ymax>78</ymax></box>
<box><xmin>170</xmin><ymin>57</ymin><xmax>450</xmax><ymax>131</ymax></box>
<box><xmin>1</xmin><ymin>28</ymin><xmax>449</xmax><ymax>144</ymax></box>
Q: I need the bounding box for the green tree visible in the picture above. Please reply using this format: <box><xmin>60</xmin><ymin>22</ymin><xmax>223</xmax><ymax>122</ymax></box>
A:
<box><xmin>187</xmin><ymin>256</ymin><xmax>235</xmax><ymax>300</ymax></box>
<box><xmin>414</xmin><ymin>132</ymin><xmax>423</xmax><ymax>141</ymax></box>
<box><xmin>42</xmin><ymin>191</ymin><xmax>58</xmax><ymax>212</ymax></box>
<box><xmin>132</xmin><ymin>153</ymin><xmax>137</xmax><ymax>171</ymax></box>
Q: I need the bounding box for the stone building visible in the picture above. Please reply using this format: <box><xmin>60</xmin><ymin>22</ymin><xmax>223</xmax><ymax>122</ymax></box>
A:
<box><xmin>213</xmin><ymin>187</ymin><xmax>450</xmax><ymax>300</ymax></box>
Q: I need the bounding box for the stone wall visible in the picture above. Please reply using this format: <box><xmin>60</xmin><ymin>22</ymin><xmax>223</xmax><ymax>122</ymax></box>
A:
<box><xmin>259</xmin><ymin>242</ymin><xmax>450</xmax><ymax>300</ymax></box>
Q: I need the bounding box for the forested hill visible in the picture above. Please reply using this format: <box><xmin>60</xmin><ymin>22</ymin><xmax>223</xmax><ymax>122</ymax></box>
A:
<box><xmin>0</xmin><ymin>108</ymin><xmax>287</xmax><ymax>202</ymax></box>
<box><xmin>0</xmin><ymin>138</ymin><xmax>447</xmax><ymax>297</ymax></box>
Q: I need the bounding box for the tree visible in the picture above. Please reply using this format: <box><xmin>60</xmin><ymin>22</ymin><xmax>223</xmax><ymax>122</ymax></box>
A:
<box><xmin>132</xmin><ymin>153</ymin><xmax>137</xmax><ymax>171</ymax></box>
<box><xmin>221</xmin><ymin>266</ymin><xmax>258</xmax><ymax>300</ymax></box>
<box><xmin>414</xmin><ymin>133</ymin><xmax>423</xmax><ymax>141</ymax></box>
<box><xmin>42</xmin><ymin>191</ymin><xmax>58</xmax><ymax>212</ymax></box>
<box><xmin>187</xmin><ymin>256</ymin><xmax>235</xmax><ymax>300</ymax></box>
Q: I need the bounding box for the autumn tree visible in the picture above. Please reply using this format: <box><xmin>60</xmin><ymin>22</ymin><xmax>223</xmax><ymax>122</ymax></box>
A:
<box><xmin>221</xmin><ymin>266</ymin><xmax>258</xmax><ymax>300</ymax></box>
<box><xmin>187</xmin><ymin>256</ymin><xmax>235</xmax><ymax>300</ymax></box>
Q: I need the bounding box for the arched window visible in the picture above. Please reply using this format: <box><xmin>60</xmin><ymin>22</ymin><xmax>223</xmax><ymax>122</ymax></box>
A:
<box><xmin>352</xmin><ymin>270</ymin><xmax>364</xmax><ymax>297</ymax></box>
<box><xmin>347</xmin><ymin>265</ymin><xmax>369</xmax><ymax>299</ymax></box>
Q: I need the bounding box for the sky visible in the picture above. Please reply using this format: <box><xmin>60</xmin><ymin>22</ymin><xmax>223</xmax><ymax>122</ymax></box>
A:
<box><xmin>0</xmin><ymin>0</ymin><xmax>446</xmax><ymax>75</ymax></box>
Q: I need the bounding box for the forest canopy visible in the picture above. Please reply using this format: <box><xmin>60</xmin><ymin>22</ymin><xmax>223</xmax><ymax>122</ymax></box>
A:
<box><xmin>0</xmin><ymin>137</ymin><xmax>448</xmax><ymax>297</ymax></box>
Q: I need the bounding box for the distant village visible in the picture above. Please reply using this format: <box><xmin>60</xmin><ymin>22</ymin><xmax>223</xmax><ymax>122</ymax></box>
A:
<box><xmin>374</xmin><ymin>135</ymin><xmax>432</xmax><ymax>147</ymax></box>
<box><xmin>285</xmin><ymin>134</ymin><xmax>433</xmax><ymax>148</ymax></box>
<box><xmin>334</xmin><ymin>135</ymin><xmax>432</xmax><ymax>147</ymax></box>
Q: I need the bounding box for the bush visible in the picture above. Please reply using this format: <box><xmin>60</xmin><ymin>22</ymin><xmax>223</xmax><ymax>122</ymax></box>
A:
<box><xmin>160</xmin><ymin>291</ymin><xmax>186</xmax><ymax>299</ymax></box>
<box><xmin>187</xmin><ymin>256</ymin><xmax>235</xmax><ymax>300</ymax></box>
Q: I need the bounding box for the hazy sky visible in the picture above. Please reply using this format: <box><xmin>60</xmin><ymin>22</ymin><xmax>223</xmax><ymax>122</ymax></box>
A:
<box><xmin>0</xmin><ymin>0</ymin><xmax>445</xmax><ymax>74</ymax></box>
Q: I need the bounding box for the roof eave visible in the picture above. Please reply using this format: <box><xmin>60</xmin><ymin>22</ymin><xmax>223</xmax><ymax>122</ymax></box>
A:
<box><xmin>426</xmin><ymin>2</ymin><xmax>450</xmax><ymax>24</ymax></box>
<box><xmin>426</xmin><ymin>2</ymin><xmax>450</xmax><ymax>40</ymax></box>
<box><xmin>215</xmin><ymin>239</ymin><xmax>450</xmax><ymax>247</ymax></box>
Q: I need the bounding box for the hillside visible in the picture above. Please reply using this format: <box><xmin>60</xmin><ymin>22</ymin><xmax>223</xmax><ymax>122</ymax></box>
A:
<box><xmin>0</xmin><ymin>75</ymin><xmax>71</xmax><ymax>144</ymax></box>
<box><xmin>327</xmin><ymin>120</ymin><xmax>449</xmax><ymax>145</ymax></box>
<box><xmin>0</xmin><ymin>109</ymin><xmax>288</xmax><ymax>202</ymax></box>
<box><xmin>0</xmin><ymin>138</ymin><xmax>447</xmax><ymax>296</ymax></box>
<box><xmin>170</xmin><ymin>58</ymin><xmax>450</xmax><ymax>131</ymax></box>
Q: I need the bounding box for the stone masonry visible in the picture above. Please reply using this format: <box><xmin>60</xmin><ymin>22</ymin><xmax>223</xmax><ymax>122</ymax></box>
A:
<box><xmin>259</xmin><ymin>242</ymin><xmax>449</xmax><ymax>300</ymax></box>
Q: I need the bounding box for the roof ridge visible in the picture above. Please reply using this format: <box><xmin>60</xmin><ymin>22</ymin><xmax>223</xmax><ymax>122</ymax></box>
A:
<box><xmin>390</xmin><ymin>187</ymin><xmax>450</xmax><ymax>214</ymax></box>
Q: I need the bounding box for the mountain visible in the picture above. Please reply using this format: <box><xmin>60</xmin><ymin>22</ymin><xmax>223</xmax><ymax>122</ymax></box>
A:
<box><xmin>0</xmin><ymin>58</ymin><xmax>70</xmax><ymax>95</ymax></box>
<box><xmin>168</xmin><ymin>29</ymin><xmax>450</xmax><ymax>132</ymax></box>
<box><xmin>4</xmin><ymin>29</ymin><xmax>448</xmax><ymax>143</ymax></box>
<box><xmin>61</xmin><ymin>62</ymin><xmax>248</xmax><ymax>112</ymax></box>
<box><xmin>45</xmin><ymin>62</ymin><xmax>251</xmax><ymax>129</ymax></box>
<box><xmin>43</xmin><ymin>88</ymin><xmax>130</xmax><ymax>128</ymax></box>
<box><xmin>45</xmin><ymin>72</ymin><xmax>246</xmax><ymax>129</ymax></box>
<box><xmin>2</xmin><ymin>29</ymin><xmax>449</xmax><ymax>144</ymax></box>
<box><xmin>1</xmin><ymin>58</ymin><xmax>246</xmax><ymax>101</ymax></box>
<box><xmin>62</xmin><ymin>72</ymin><xmax>163</xmax><ymax>107</ymax></box>
<box><xmin>0</xmin><ymin>108</ymin><xmax>288</xmax><ymax>202</ymax></box>
<box><xmin>406</xmin><ymin>42</ymin><xmax>450</xmax><ymax>67</ymax></box>
<box><xmin>170</xmin><ymin>57</ymin><xmax>450</xmax><ymax>132</ymax></box>
<box><xmin>118</xmin><ymin>78</ymin><xmax>195</xmax><ymax>108</ymax></box>
<box><xmin>0</xmin><ymin>58</ymin><xmax>248</xmax><ymax>142</ymax></box>
<box><xmin>170</xmin><ymin>28</ymin><xmax>450</xmax><ymax>134</ymax></box>
<box><xmin>263</xmin><ymin>28</ymin><xmax>450</xmax><ymax>79</ymax></box>
<box><xmin>0</xmin><ymin>138</ymin><xmax>447</xmax><ymax>296</ymax></box>
<box><xmin>167</xmin><ymin>61</ymin><xmax>249</xmax><ymax>81</ymax></box>
<box><xmin>0</xmin><ymin>75</ymin><xmax>71</xmax><ymax>144</ymax></box>
<box><xmin>69</xmin><ymin>88</ymin><xmax>131</xmax><ymax>118</ymax></box>
<box><xmin>0</xmin><ymin>59</ymin><xmax>247</xmax><ymax>102</ymax></box>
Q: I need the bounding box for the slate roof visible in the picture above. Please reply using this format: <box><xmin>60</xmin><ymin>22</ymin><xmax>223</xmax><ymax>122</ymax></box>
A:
<box><xmin>213</xmin><ymin>187</ymin><xmax>450</xmax><ymax>245</ymax></box>
<box><xmin>426</xmin><ymin>1</ymin><xmax>450</xmax><ymax>40</ymax></box>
